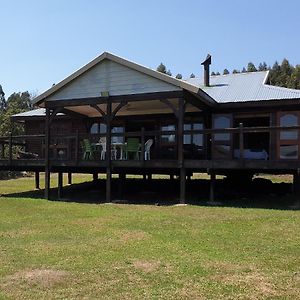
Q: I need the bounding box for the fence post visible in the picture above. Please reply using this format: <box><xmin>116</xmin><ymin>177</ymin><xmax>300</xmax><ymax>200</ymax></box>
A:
<box><xmin>239</xmin><ymin>123</ymin><xmax>244</xmax><ymax>160</ymax></box>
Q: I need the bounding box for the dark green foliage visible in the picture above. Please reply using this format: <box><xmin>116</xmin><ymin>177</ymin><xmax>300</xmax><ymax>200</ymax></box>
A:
<box><xmin>166</xmin><ymin>69</ymin><xmax>172</xmax><ymax>76</ymax></box>
<box><xmin>211</xmin><ymin>71</ymin><xmax>216</xmax><ymax>76</ymax></box>
<box><xmin>258</xmin><ymin>62</ymin><xmax>268</xmax><ymax>71</ymax></box>
<box><xmin>247</xmin><ymin>62</ymin><xmax>257</xmax><ymax>72</ymax></box>
<box><xmin>223</xmin><ymin>69</ymin><xmax>229</xmax><ymax>75</ymax></box>
<box><xmin>215</xmin><ymin>72</ymin><xmax>220</xmax><ymax>75</ymax></box>
<box><xmin>190</xmin><ymin>73</ymin><xmax>195</xmax><ymax>78</ymax></box>
<box><xmin>156</xmin><ymin>63</ymin><xmax>167</xmax><ymax>74</ymax></box>
<box><xmin>175</xmin><ymin>73</ymin><xmax>182</xmax><ymax>79</ymax></box>
<box><xmin>0</xmin><ymin>85</ymin><xmax>6</xmax><ymax>111</ymax></box>
<box><xmin>242</xmin><ymin>67</ymin><xmax>247</xmax><ymax>73</ymax></box>
<box><xmin>232</xmin><ymin>69</ymin><xmax>240</xmax><ymax>74</ymax></box>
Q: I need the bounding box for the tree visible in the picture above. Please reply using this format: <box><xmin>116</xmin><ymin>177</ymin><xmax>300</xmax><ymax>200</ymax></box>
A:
<box><xmin>232</xmin><ymin>69</ymin><xmax>240</xmax><ymax>74</ymax></box>
<box><xmin>190</xmin><ymin>73</ymin><xmax>195</xmax><ymax>78</ymax></box>
<box><xmin>175</xmin><ymin>74</ymin><xmax>182</xmax><ymax>79</ymax></box>
<box><xmin>166</xmin><ymin>69</ymin><xmax>172</xmax><ymax>76</ymax></box>
<box><xmin>0</xmin><ymin>85</ymin><xmax>6</xmax><ymax>111</ymax></box>
<box><xmin>156</xmin><ymin>63</ymin><xmax>167</xmax><ymax>74</ymax></box>
<box><xmin>211</xmin><ymin>71</ymin><xmax>216</xmax><ymax>76</ymax></box>
<box><xmin>216</xmin><ymin>72</ymin><xmax>220</xmax><ymax>75</ymax></box>
<box><xmin>258</xmin><ymin>62</ymin><xmax>268</xmax><ymax>71</ymax></box>
<box><xmin>223</xmin><ymin>69</ymin><xmax>229</xmax><ymax>75</ymax></box>
<box><xmin>241</xmin><ymin>67</ymin><xmax>247</xmax><ymax>73</ymax></box>
<box><xmin>247</xmin><ymin>62</ymin><xmax>257</xmax><ymax>72</ymax></box>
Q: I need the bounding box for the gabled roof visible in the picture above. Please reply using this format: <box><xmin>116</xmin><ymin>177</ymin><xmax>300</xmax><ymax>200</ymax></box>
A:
<box><xmin>33</xmin><ymin>52</ymin><xmax>215</xmax><ymax>106</ymax></box>
<box><xmin>11</xmin><ymin>108</ymin><xmax>65</xmax><ymax>121</ymax></box>
<box><xmin>186</xmin><ymin>71</ymin><xmax>300</xmax><ymax>103</ymax></box>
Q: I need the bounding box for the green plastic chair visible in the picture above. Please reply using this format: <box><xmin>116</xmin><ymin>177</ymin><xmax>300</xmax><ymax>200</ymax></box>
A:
<box><xmin>82</xmin><ymin>139</ymin><xmax>94</xmax><ymax>160</ymax></box>
<box><xmin>125</xmin><ymin>138</ymin><xmax>140</xmax><ymax>160</ymax></box>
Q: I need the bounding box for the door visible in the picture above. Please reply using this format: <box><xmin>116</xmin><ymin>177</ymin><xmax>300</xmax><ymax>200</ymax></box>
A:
<box><xmin>212</xmin><ymin>114</ymin><xmax>233</xmax><ymax>159</ymax></box>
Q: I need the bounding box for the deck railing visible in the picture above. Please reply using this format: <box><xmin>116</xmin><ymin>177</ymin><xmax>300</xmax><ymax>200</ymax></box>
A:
<box><xmin>0</xmin><ymin>124</ymin><xmax>299</xmax><ymax>164</ymax></box>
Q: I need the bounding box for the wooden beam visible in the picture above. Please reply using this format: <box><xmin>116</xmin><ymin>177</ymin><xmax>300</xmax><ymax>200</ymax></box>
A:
<box><xmin>106</xmin><ymin>98</ymin><xmax>112</xmax><ymax>202</ymax></box>
<box><xmin>44</xmin><ymin>107</ymin><xmax>50</xmax><ymax>200</ymax></box>
<box><xmin>180</xmin><ymin>167</ymin><xmax>186</xmax><ymax>204</ymax></box>
<box><xmin>61</xmin><ymin>108</ymin><xmax>88</xmax><ymax>119</ymax></box>
<box><xmin>49</xmin><ymin>107</ymin><xmax>64</xmax><ymax>124</ymax></box>
<box><xmin>111</xmin><ymin>100</ymin><xmax>128</xmax><ymax>119</ymax></box>
<box><xmin>35</xmin><ymin>171</ymin><xmax>40</xmax><ymax>189</ymax></box>
<box><xmin>209</xmin><ymin>171</ymin><xmax>216</xmax><ymax>203</ymax></box>
<box><xmin>58</xmin><ymin>172</ymin><xmax>63</xmax><ymax>199</ymax></box>
<box><xmin>67</xmin><ymin>172</ymin><xmax>72</xmax><ymax>185</ymax></box>
<box><xmin>90</xmin><ymin>104</ymin><xmax>106</xmax><ymax>118</ymax></box>
<box><xmin>45</xmin><ymin>91</ymin><xmax>184</xmax><ymax>108</ymax></box>
<box><xmin>160</xmin><ymin>99</ymin><xmax>179</xmax><ymax>118</ymax></box>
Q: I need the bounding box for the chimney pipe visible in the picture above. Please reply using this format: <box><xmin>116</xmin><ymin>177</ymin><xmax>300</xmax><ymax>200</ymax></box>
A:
<box><xmin>201</xmin><ymin>54</ymin><xmax>212</xmax><ymax>87</ymax></box>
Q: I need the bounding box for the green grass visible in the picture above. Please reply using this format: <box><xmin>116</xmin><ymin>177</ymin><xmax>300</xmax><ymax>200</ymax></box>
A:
<box><xmin>0</xmin><ymin>175</ymin><xmax>299</xmax><ymax>299</ymax></box>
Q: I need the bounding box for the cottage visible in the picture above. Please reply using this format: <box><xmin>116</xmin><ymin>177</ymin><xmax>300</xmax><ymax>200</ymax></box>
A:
<box><xmin>4</xmin><ymin>52</ymin><xmax>300</xmax><ymax>203</ymax></box>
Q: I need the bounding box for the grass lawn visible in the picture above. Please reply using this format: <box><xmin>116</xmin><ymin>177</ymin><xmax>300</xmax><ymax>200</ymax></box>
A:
<box><xmin>0</xmin><ymin>175</ymin><xmax>299</xmax><ymax>299</ymax></box>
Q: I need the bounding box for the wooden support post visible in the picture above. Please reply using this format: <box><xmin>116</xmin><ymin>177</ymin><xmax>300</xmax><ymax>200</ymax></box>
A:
<box><xmin>141</xmin><ymin>127</ymin><xmax>145</xmax><ymax>162</ymax></box>
<box><xmin>8</xmin><ymin>132</ymin><xmax>12</xmax><ymax>165</ymax></box>
<box><xmin>93</xmin><ymin>173</ymin><xmax>98</xmax><ymax>181</ymax></box>
<box><xmin>180</xmin><ymin>167</ymin><xmax>186</xmax><ymax>204</ymax></box>
<box><xmin>58</xmin><ymin>172</ymin><xmax>63</xmax><ymax>199</ymax></box>
<box><xmin>106</xmin><ymin>98</ymin><xmax>112</xmax><ymax>202</ymax></box>
<box><xmin>118</xmin><ymin>173</ymin><xmax>125</xmax><ymax>199</ymax></box>
<box><xmin>35</xmin><ymin>172</ymin><xmax>40</xmax><ymax>190</ymax></box>
<box><xmin>67</xmin><ymin>172</ymin><xmax>72</xmax><ymax>185</ymax></box>
<box><xmin>75</xmin><ymin>130</ymin><xmax>79</xmax><ymax>164</ymax></box>
<box><xmin>293</xmin><ymin>172</ymin><xmax>300</xmax><ymax>208</ymax></box>
<box><xmin>209</xmin><ymin>171</ymin><xmax>216</xmax><ymax>203</ymax></box>
<box><xmin>44</xmin><ymin>108</ymin><xmax>51</xmax><ymax>200</ymax></box>
<box><xmin>178</xmin><ymin>98</ymin><xmax>186</xmax><ymax>204</ymax></box>
<box><xmin>148</xmin><ymin>173</ymin><xmax>152</xmax><ymax>180</ymax></box>
<box><xmin>239</xmin><ymin>123</ymin><xmax>244</xmax><ymax>161</ymax></box>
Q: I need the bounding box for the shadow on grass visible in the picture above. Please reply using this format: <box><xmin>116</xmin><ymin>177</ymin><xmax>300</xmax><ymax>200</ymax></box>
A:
<box><xmin>2</xmin><ymin>177</ymin><xmax>299</xmax><ymax>210</ymax></box>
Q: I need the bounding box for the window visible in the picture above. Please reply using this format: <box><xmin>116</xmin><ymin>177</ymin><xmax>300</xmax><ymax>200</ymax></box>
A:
<box><xmin>90</xmin><ymin>122</ymin><xmax>107</xmax><ymax>134</ymax></box>
<box><xmin>278</xmin><ymin>112</ymin><xmax>300</xmax><ymax>159</ymax></box>
<box><xmin>161</xmin><ymin>124</ymin><xmax>176</xmax><ymax>144</ymax></box>
<box><xmin>112</xmin><ymin>126</ymin><xmax>124</xmax><ymax>143</ymax></box>
<box><xmin>280</xmin><ymin>114</ymin><xmax>298</xmax><ymax>140</ymax></box>
<box><xmin>90</xmin><ymin>123</ymin><xmax>124</xmax><ymax>143</ymax></box>
<box><xmin>213</xmin><ymin>116</ymin><xmax>231</xmax><ymax>141</ymax></box>
<box><xmin>183</xmin><ymin>123</ymin><xmax>203</xmax><ymax>147</ymax></box>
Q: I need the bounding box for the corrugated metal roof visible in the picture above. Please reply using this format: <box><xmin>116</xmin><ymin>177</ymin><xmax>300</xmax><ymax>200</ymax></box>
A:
<box><xmin>186</xmin><ymin>71</ymin><xmax>300</xmax><ymax>103</ymax></box>
<box><xmin>12</xmin><ymin>108</ymin><xmax>65</xmax><ymax>118</ymax></box>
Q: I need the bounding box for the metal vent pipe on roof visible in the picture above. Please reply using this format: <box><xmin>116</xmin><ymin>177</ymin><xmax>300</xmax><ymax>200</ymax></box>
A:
<box><xmin>201</xmin><ymin>54</ymin><xmax>212</xmax><ymax>87</ymax></box>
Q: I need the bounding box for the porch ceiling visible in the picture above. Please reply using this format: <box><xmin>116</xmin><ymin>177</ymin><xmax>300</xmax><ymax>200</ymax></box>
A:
<box><xmin>66</xmin><ymin>99</ymin><xmax>200</xmax><ymax>117</ymax></box>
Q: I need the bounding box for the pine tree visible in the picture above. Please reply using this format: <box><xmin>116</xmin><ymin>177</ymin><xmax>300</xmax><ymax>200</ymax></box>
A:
<box><xmin>247</xmin><ymin>62</ymin><xmax>257</xmax><ymax>72</ymax></box>
<box><xmin>242</xmin><ymin>67</ymin><xmax>247</xmax><ymax>73</ymax></box>
<box><xmin>211</xmin><ymin>71</ymin><xmax>216</xmax><ymax>76</ymax></box>
<box><xmin>190</xmin><ymin>73</ymin><xmax>195</xmax><ymax>78</ymax></box>
<box><xmin>232</xmin><ymin>69</ymin><xmax>240</xmax><ymax>74</ymax></box>
<box><xmin>156</xmin><ymin>63</ymin><xmax>167</xmax><ymax>74</ymax></box>
<box><xmin>216</xmin><ymin>72</ymin><xmax>220</xmax><ymax>75</ymax></box>
<box><xmin>166</xmin><ymin>69</ymin><xmax>172</xmax><ymax>76</ymax></box>
<box><xmin>258</xmin><ymin>62</ymin><xmax>268</xmax><ymax>71</ymax></box>
<box><xmin>223</xmin><ymin>69</ymin><xmax>229</xmax><ymax>75</ymax></box>
<box><xmin>175</xmin><ymin>74</ymin><xmax>182</xmax><ymax>79</ymax></box>
<box><xmin>0</xmin><ymin>85</ymin><xmax>5</xmax><ymax>111</ymax></box>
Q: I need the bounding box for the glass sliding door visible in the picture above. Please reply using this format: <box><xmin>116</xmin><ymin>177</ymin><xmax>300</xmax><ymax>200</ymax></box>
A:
<box><xmin>212</xmin><ymin>114</ymin><xmax>233</xmax><ymax>159</ymax></box>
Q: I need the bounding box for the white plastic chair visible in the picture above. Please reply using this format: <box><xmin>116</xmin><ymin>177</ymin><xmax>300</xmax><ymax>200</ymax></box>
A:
<box><xmin>144</xmin><ymin>139</ymin><xmax>153</xmax><ymax>160</ymax></box>
<box><xmin>99</xmin><ymin>137</ymin><xmax>117</xmax><ymax>160</ymax></box>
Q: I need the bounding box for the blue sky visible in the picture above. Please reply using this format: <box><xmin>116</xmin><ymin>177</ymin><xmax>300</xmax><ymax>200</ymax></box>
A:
<box><xmin>0</xmin><ymin>0</ymin><xmax>299</xmax><ymax>98</ymax></box>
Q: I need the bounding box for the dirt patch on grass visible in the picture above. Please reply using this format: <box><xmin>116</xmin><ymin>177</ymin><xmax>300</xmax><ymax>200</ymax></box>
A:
<box><xmin>120</xmin><ymin>230</ymin><xmax>150</xmax><ymax>243</ymax></box>
<box><xmin>133</xmin><ymin>260</ymin><xmax>161</xmax><ymax>273</ymax></box>
<box><xmin>3</xmin><ymin>269</ymin><xmax>69</xmax><ymax>288</ymax></box>
<box><xmin>212</xmin><ymin>270</ymin><xmax>278</xmax><ymax>298</ymax></box>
